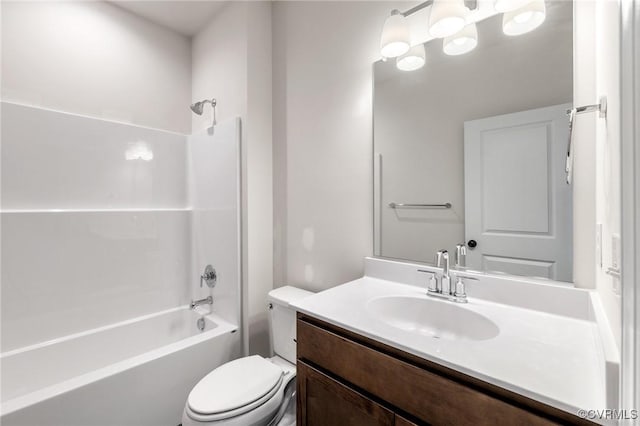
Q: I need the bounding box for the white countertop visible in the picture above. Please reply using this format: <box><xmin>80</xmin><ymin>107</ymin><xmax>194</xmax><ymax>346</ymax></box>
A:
<box><xmin>292</xmin><ymin>266</ymin><xmax>614</xmax><ymax>421</ymax></box>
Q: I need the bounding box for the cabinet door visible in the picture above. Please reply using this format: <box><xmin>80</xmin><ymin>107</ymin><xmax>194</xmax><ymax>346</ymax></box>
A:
<box><xmin>297</xmin><ymin>361</ymin><xmax>394</xmax><ymax>426</ymax></box>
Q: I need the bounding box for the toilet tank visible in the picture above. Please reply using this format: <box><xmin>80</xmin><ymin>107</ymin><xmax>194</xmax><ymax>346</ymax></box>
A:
<box><xmin>268</xmin><ymin>286</ymin><xmax>314</xmax><ymax>364</ymax></box>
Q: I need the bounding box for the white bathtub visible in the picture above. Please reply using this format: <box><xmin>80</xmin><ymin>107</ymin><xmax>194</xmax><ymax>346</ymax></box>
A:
<box><xmin>1</xmin><ymin>307</ymin><xmax>240</xmax><ymax>426</ymax></box>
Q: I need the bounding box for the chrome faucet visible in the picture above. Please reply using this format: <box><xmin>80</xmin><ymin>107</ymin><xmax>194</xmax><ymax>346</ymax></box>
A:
<box><xmin>190</xmin><ymin>296</ymin><xmax>213</xmax><ymax>310</ymax></box>
<box><xmin>436</xmin><ymin>250</ymin><xmax>451</xmax><ymax>295</ymax></box>
<box><xmin>417</xmin><ymin>249</ymin><xmax>478</xmax><ymax>303</ymax></box>
<box><xmin>455</xmin><ymin>243</ymin><xmax>467</xmax><ymax>268</ymax></box>
<box><xmin>191</xmin><ymin>265</ymin><xmax>216</xmax><ymax>311</ymax></box>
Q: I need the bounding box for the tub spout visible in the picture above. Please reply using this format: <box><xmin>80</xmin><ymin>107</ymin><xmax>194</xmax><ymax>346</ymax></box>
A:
<box><xmin>190</xmin><ymin>296</ymin><xmax>213</xmax><ymax>310</ymax></box>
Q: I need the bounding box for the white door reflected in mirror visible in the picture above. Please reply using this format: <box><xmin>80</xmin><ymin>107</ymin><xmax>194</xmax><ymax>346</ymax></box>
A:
<box><xmin>463</xmin><ymin>104</ymin><xmax>572</xmax><ymax>281</ymax></box>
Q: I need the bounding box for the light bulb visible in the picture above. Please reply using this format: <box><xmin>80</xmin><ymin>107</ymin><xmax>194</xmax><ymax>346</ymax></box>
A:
<box><xmin>429</xmin><ymin>0</ymin><xmax>467</xmax><ymax>38</ymax></box>
<box><xmin>396</xmin><ymin>44</ymin><xmax>426</xmax><ymax>71</ymax></box>
<box><xmin>503</xmin><ymin>0</ymin><xmax>546</xmax><ymax>36</ymax></box>
<box><xmin>443</xmin><ymin>22</ymin><xmax>478</xmax><ymax>56</ymax></box>
<box><xmin>514</xmin><ymin>10</ymin><xmax>533</xmax><ymax>24</ymax></box>
<box><xmin>380</xmin><ymin>10</ymin><xmax>411</xmax><ymax>58</ymax></box>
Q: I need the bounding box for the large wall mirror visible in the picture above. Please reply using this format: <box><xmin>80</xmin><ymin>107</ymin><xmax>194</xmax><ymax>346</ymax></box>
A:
<box><xmin>373</xmin><ymin>1</ymin><xmax>574</xmax><ymax>281</ymax></box>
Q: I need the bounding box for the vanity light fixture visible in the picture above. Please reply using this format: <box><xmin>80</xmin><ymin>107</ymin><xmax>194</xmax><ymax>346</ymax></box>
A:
<box><xmin>380</xmin><ymin>9</ymin><xmax>411</xmax><ymax>58</ymax></box>
<box><xmin>428</xmin><ymin>0</ymin><xmax>468</xmax><ymax>38</ymax></box>
<box><xmin>443</xmin><ymin>22</ymin><xmax>478</xmax><ymax>56</ymax></box>
<box><xmin>379</xmin><ymin>0</ymin><xmax>547</xmax><ymax>71</ymax></box>
<box><xmin>396</xmin><ymin>44</ymin><xmax>427</xmax><ymax>71</ymax></box>
<box><xmin>502</xmin><ymin>0</ymin><xmax>546</xmax><ymax>36</ymax></box>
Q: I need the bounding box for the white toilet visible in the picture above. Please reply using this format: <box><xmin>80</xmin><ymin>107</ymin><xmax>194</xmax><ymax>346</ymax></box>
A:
<box><xmin>182</xmin><ymin>286</ymin><xmax>313</xmax><ymax>426</ymax></box>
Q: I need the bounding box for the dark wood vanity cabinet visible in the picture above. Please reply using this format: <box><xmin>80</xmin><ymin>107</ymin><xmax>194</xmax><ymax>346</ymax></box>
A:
<box><xmin>296</xmin><ymin>313</ymin><xmax>594</xmax><ymax>426</ymax></box>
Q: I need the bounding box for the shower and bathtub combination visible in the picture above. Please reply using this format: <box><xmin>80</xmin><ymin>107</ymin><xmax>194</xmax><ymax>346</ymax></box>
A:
<box><xmin>0</xmin><ymin>101</ymin><xmax>243</xmax><ymax>426</ymax></box>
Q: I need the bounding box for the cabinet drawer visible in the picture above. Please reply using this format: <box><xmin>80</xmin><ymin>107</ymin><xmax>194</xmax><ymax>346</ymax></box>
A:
<box><xmin>297</xmin><ymin>318</ymin><xmax>559</xmax><ymax>426</ymax></box>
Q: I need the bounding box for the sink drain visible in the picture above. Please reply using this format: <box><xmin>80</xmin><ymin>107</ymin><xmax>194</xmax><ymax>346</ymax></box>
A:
<box><xmin>197</xmin><ymin>317</ymin><xmax>205</xmax><ymax>331</ymax></box>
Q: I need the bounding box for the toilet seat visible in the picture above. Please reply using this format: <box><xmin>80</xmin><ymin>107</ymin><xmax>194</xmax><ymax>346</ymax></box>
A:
<box><xmin>186</xmin><ymin>355</ymin><xmax>284</xmax><ymax>423</ymax></box>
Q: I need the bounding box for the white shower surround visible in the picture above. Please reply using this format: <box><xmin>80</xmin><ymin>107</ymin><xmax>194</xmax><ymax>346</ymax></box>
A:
<box><xmin>1</xmin><ymin>103</ymin><xmax>243</xmax><ymax>424</ymax></box>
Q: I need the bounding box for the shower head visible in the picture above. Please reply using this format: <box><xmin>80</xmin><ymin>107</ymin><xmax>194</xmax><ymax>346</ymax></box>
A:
<box><xmin>190</xmin><ymin>101</ymin><xmax>205</xmax><ymax>115</ymax></box>
<box><xmin>190</xmin><ymin>98</ymin><xmax>216</xmax><ymax>115</ymax></box>
<box><xmin>190</xmin><ymin>98</ymin><xmax>217</xmax><ymax>129</ymax></box>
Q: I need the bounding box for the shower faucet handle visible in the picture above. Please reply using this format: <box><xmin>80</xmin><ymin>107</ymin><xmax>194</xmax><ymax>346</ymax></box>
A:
<box><xmin>200</xmin><ymin>265</ymin><xmax>217</xmax><ymax>288</ymax></box>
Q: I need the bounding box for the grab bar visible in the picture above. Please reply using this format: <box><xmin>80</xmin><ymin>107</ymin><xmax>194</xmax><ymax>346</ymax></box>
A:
<box><xmin>389</xmin><ymin>202</ymin><xmax>452</xmax><ymax>209</ymax></box>
<box><xmin>565</xmin><ymin>96</ymin><xmax>607</xmax><ymax>185</ymax></box>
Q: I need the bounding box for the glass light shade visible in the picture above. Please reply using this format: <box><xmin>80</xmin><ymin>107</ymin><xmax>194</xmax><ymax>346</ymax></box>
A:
<box><xmin>503</xmin><ymin>0</ymin><xmax>546</xmax><ymax>36</ymax></box>
<box><xmin>428</xmin><ymin>0</ymin><xmax>467</xmax><ymax>38</ymax></box>
<box><xmin>494</xmin><ymin>0</ymin><xmax>534</xmax><ymax>13</ymax></box>
<box><xmin>443</xmin><ymin>23</ymin><xmax>478</xmax><ymax>55</ymax></box>
<box><xmin>380</xmin><ymin>10</ymin><xmax>411</xmax><ymax>58</ymax></box>
<box><xmin>396</xmin><ymin>44</ymin><xmax>426</xmax><ymax>71</ymax></box>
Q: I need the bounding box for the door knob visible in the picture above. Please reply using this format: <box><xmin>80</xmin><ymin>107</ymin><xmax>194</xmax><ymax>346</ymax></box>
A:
<box><xmin>467</xmin><ymin>239</ymin><xmax>477</xmax><ymax>249</ymax></box>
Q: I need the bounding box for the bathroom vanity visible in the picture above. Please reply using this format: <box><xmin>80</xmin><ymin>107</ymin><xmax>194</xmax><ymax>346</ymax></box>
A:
<box><xmin>293</xmin><ymin>258</ymin><xmax>617</xmax><ymax>426</ymax></box>
<box><xmin>296</xmin><ymin>314</ymin><xmax>590</xmax><ymax>425</ymax></box>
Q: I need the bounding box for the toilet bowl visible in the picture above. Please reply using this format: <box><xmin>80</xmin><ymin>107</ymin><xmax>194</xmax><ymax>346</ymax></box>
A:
<box><xmin>182</xmin><ymin>286</ymin><xmax>313</xmax><ymax>426</ymax></box>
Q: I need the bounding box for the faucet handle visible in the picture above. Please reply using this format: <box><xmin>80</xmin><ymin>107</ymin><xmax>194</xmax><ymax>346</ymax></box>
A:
<box><xmin>455</xmin><ymin>244</ymin><xmax>467</xmax><ymax>268</ymax></box>
<box><xmin>454</xmin><ymin>276</ymin><xmax>466</xmax><ymax>299</ymax></box>
<box><xmin>200</xmin><ymin>265</ymin><xmax>217</xmax><ymax>288</ymax></box>
<box><xmin>453</xmin><ymin>275</ymin><xmax>478</xmax><ymax>300</ymax></box>
<box><xmin>417</xmin><ymin>269</ymin><xmax>438</xmax><ymax>293</ymax></box>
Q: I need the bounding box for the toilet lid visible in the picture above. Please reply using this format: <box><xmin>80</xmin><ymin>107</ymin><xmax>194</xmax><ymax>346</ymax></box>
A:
<box><xmin>188</xmin><ymin>355</ymin><xmax>284</xmax><ymax>416</ymax></box>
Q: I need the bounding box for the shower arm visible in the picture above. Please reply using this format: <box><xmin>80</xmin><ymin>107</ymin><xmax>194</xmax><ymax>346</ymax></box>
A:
<box><xmin>206</xmin><ymin>99</ymin><xmax>217</xmax><ymax>128</ymax></box>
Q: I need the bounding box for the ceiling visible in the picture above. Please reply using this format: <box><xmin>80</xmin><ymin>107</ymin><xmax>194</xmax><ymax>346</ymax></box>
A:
<box><xmin>110</xmin><ymin>1</ymin><xmax>228</xmax><ymax>36</ymax></box>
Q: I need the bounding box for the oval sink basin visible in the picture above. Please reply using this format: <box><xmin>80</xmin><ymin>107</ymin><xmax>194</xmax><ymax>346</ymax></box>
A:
<box><xmin>366</xmin><ymin>296</ymin><xmax>499</xmax><ymax>341</ymax></box>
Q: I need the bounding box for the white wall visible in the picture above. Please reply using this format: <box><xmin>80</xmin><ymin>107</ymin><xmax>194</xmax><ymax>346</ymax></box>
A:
<box><xmin>594</xmin><ymin>0</ymin><xmax>622</xmax><ymax>349</ymax></box>
<box><xmin>1</xmin><ymin>1</ymin><xmax>191</xmax><ymax>134</ymax></box>
<box><xmin>574</xmin><ymin>0</ymin><xmax>621</xmax><ymax>349</ymax></box>
<box><xmin>273</xmin><ymin>1</ymin><xmax>399</xmax><ymax>292</ymax></box>
<box><xmin>191</xmin><ymin>3</ymin><xmax>247</xmax><ymax>132</ymax></box>
<box><xmin>573</xmin><ymin>0</ymin><xmax>598</xmax><ymax>293</ymax></box>
<box><xmin>245</xmin><ymin>2</ymin><xmax>274</xmax><ymax>356</ymax></box>
<box><xmin>192</xmin><ymin>2</ymin><xmax>273</xmax><ymax>356</ymax></box>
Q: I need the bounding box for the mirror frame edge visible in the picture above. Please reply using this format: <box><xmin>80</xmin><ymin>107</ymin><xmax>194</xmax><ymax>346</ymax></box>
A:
<box><xmin>620</xmin><ymin>0</ymin><xmax>640</xmax><ymax>413</ymax></box>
